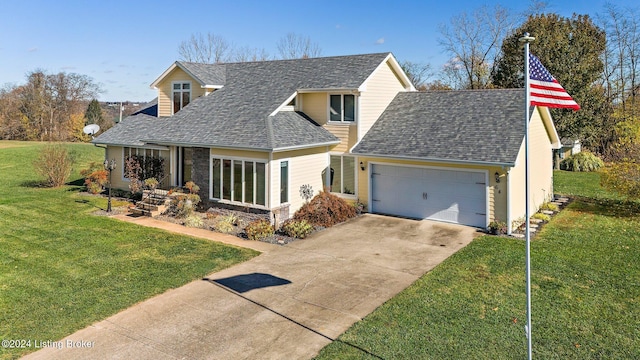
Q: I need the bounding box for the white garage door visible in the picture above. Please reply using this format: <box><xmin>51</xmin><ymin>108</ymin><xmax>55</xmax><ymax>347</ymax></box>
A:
<box><xmin>371</xmin><ymin>164</ymin><xmax>487</xmax><ymax>228</ymax></box>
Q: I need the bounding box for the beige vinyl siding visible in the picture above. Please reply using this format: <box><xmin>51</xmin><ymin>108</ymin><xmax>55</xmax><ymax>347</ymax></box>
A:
<box><xmin>508</xmin><ymin>108</ymin><xmax>555</xmax><ymax>227</ymax></box>
<box><xmin>272</xmin><ymin>148</ymin><xmax>328</xmax><ymax>213</ymax></box>
<box><xmin>324</xmin><ymin>124</ymin><xmax>357</xmax><ymax>153</ymax></box>
<box><xmin>359</xmin><ymin>60</ymin><xmax>408</xmax><ymax>137</ymax></box>
<box><xmin>105</xmin><ymin>146</ymin><xmax>128</xmax><ymax>190</ymax></box>
<box><xmin>299</xmin><ymin>92</ymin><xmax>357</xmax><ymax>153</ymax></box>
<box><xmin>157</xmin><ymin>68</ymin><xmax>206</xmax><ymax>117</ymax></box>
<box><xmin>299</xmin><ymin>93</ymin><xmax>327</xmax><ymax>124</ymax></box>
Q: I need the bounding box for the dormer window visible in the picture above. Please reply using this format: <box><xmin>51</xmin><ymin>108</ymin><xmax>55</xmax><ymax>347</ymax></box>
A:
<box><xmin>329</xmin><ymin>94</ymin><xmax>355</xmax><ymax>122</ymax></box>
<box><xmin>172</xmin><ymin>82</ymin><xmax>191</xmax><ymax>114</ymax></box>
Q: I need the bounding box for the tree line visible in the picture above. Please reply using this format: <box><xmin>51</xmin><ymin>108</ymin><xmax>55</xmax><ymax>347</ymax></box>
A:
<box><xmin>2</xmin><ymin>5</ymin><xmax>639</xmax><ymax>161</ymax></box>
<box><xmin>0</xmin><ymin>71</ymin><xmax>110</xmax><ymax>142</ymax></box>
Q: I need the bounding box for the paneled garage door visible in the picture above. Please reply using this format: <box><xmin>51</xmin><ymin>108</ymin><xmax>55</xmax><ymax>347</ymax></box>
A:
<box><xmin>370</xmin><ymin>164</ymin><xmax>487</xmax><ymax>227</ymax></box>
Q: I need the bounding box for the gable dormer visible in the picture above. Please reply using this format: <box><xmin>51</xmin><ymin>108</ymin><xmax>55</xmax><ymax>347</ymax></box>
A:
<box><xmin>151</xmin><ymin>61</ymin><xmax>225</xmax><ymax>117</ymax></box>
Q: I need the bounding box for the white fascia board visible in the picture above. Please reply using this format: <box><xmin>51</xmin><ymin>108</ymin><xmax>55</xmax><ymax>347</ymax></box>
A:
<box><xmin>269</xmin><ymin>92</ymin><xmax>298</xmax><ymax>117</ymax></box>
<box><xmin>538</xmin><ymin>106</ymin><xmax>562</xmax><ymax>149</ymax></box>
<box><xmin>150</xmin><ymin>61</ymin><xmax>207</xmax><ymax>89</ymax></box>
<box><xmin>272</xmin><ymin>140</ymin><xmax>341</xmax><ymax>153</ymax></box>
<box><xmin>297</xmin><ymin>88</ymin><xmax>359</xmax><ymax>93</ymax></box>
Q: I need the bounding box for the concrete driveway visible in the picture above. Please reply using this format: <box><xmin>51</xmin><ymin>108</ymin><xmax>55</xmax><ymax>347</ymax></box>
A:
<box><xmin>24</xmin><ymin>214</ymin><xmax>479</xmax><ymax>360</ymax></box>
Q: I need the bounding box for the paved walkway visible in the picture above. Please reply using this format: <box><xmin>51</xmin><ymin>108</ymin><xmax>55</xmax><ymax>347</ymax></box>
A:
<box><xmin>23</xmin><ymin>214</ymin><xmax>479</xmax><ymax>360</ymax></box>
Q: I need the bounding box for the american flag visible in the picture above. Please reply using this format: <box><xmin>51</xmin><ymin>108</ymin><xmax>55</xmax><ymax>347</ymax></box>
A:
<box><xmin>529</xmin><ymin>53</ymin><xmax>580</xmax><ymax>110</ymax></box>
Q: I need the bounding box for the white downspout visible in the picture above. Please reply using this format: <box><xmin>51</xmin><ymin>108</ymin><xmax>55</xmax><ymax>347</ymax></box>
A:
<box><xmin>506</xmin><ymin>167</ymin><xmax>512</xmax><ymax>235</ymax></box>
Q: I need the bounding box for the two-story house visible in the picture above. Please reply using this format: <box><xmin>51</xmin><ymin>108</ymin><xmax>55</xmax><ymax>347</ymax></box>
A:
<box><xmin>94</xmin><ymin>52</ymin><xmax>561</xmax><ymax>233</ymax></box>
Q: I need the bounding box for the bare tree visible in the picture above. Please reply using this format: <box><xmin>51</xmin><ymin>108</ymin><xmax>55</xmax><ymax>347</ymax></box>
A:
<box><xmin>438</xmin><ymin>5</ymin><xmax>514</xmax><ymax>89</ymax></box>
<box><xmin>178</xmin><ymin>32</ymin><xmax>232</xmax><ymax>63</ymax></box>
<box><xmin>234</xmin><ymin>46</ymin><xmax>271</xmax><ymax>62</ymax></box>
<box><xmin>400</xmin><ymin>61</ymin><xmax>433</xmax><ymax>90</ymax></box>
<box><xmin>599</xmin><ymin>3</ymin><xmax>640</xmax><ymax>114</ymax></box>
<box><xmin>0</xmin><ymin>84</ymin><xmax>26</xmax><ymax>139</ymax></box>
<box><xmin>17</xmin><ymin>70</ymin><xmax>101</xmax><ymax>141</ymax></box>
<box><xmin>276</xmin><ymin>33</ymin><xmax>322</xmax><ymax>59</ymax></box>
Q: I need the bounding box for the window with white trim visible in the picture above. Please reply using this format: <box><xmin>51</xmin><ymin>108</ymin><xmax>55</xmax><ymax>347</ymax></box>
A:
<box><xmin>280</xmin><ymin>161</ymin><xmax>289</xmax><ymax>203</ymax></box>
<box><xmin>329</xmin><ymin>155</ymin><xmax>355</xmax><ymax>195</ymax></box>
<box><xmin>172</xmin><ymin>82</ymin><xmax>191</xmax><ymax>114</ymax></box>
<box><xmin>122</xmin><ymin>147</ymin><xmax>166</xmax><ymax>182</ymax></box>
<box><xmin>212</xmin><ymin>158</ymin><xmax>266</xmax><ymax>206</ymax></box>
<box><xmin>329</xmin><ymin>94</ymin><xmax>355</xmax><ymax>122</ymax></box>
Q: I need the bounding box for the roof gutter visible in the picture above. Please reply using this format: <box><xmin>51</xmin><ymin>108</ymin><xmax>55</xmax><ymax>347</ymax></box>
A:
<box><xmin>297</xmin><ymin>88</ymin><xmax>360</xmax><ymax>93</ymax></box>
<box><xmin>139</xmin><ymin>140</ymin><xmax>272</xmax><ymax>152</ymax></box>
<box><xmin>352</xmin><ymin>152</ymin><xmax>516</xmax><ymax>168</ymax></box>
<box><xmin>272</xmin><ymin>140</ymin><xmax>341</xmax><ymax>153</ymax></box>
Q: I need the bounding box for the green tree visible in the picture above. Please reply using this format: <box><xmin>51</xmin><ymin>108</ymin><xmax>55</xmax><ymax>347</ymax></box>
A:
<box><xmin>492</xmin><ymin>14</ymin><xmax>611</xmax><ymax>153</ymax></box>
<box><xmin>85</xmin><ymin>99</ymin><xmax>103</xmax><ymax>125</ymax></box>
<box><xmin>84</xmin><ymin>98</ymin><xmax>112</xmax><ymax>136</ymax></box>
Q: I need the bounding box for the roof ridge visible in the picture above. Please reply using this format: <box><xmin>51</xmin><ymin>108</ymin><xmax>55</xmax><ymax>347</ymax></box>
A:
<box><xmin>175</xmin><ymin>52</ymin><xmax>391</xmax><ymax>67</ymax></box>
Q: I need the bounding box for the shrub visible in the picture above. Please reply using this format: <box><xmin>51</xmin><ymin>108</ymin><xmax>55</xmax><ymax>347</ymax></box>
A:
<box><xmin>487</xmin><ymin>220</ymin><xmax>507</xmax><ymax>235</ymax></box>
<box><xmin>144</xmin><ymin>177</ymin><xmax>159</xmax><ymax>190</ymax></box>
<box><xmin>293</xmin><ymin>191</ymin><xmax>356</xmax><ymax>227</ymax></box>
<box><xmin>245</xmin><ymin>219</ymin><xmax>274</xmax><ymax>240</ymax></box>
<box><xmin>601</xmin><ymin>162</ymin><xmax>640</xmax><ymax>200</ymax></box>
<box><xmin>124</xmin><ymin>156</ymin><xmax>143</xmax><ymax>194</ymax></box>
<box><xmin>215</xmin><ymin>214</ymin><xmax>240</xmax><ymax>234</ymax></box>
<box><xmin>33</xmin><ymin>143</ymin><xmax>75</xmax><ymax>187</ymax></box>
<box><xmin>540</xmin><ymin>202</ymin><xmax>559</xmax><ymax>211</ymax></box>
<box><xmin>282</xmin><ymin>219</ymin><xmax>314</xmax><ymax>239</ymax></box>
<box><xmin>81</xmin><ymin>162</ymin><xmax>108</xmax><ymax>194</ymax></box>
<box><xmin>168</xmin><ymin>193</ymin><xmax>201</xmax><ymax>218</ymax></box>
<box><xmin>532</xmin><ymin>213</ymin><xmax>551</xmax><ymax>222</ymax></box>
<box><xmin>560</xmin><ymin>151</ymin><xmax>603</xmax><ymax>172</ymax></box>
<box><xmin>183</xmin><ymin>215</ymin><xmax>204</xmax><ymax>228</ymax></box>
<box><xmin>185</xmin><ymin>181</ymin><xmax>200</xmax><ymax>194</ymax></box>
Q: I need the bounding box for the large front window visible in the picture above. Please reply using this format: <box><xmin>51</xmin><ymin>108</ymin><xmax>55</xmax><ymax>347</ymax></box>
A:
<box><xmin>123</xmin><ymin>147</ymin><xmax>166</xmax><ymax>183</ymax></box>
<box><xmin>329</xmin><ymin>94</ymin><xmax>355</xmax><ymax>122</ymax></box>
<box><xmin>172</xmin><ymin>82</ymin><xmax>191</xmax><ymax>114</ymax></box>
<box><xmin>329</xmin><ymin>155</ymin><xmax>355</xmax><ymax>195</ymax></box>
<box><xmin>212</xmin><ymin>158</ymin><xmax>266</xmax><ymax>206</ymax></box>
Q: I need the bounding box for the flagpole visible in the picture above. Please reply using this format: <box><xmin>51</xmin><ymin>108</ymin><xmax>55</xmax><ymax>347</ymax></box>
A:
<box><xmin>520</xmin><ymin>32</ymin><xmax>535</xmax><ymax>360</ymax></box>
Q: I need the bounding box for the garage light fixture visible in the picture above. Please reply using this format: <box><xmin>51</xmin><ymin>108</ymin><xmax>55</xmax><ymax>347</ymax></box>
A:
<box><xmin>360</xmin><ymin>161</ymin><xmax>365</xmax><ymax>171</ymax></box>
<box><xmin>495</xmin><ymin>172</ymin><xmax>500</xmax><ymax>183</ymax></box>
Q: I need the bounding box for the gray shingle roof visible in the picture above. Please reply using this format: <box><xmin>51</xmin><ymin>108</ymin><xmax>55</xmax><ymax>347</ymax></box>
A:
<box><xmin>92</xmin><ymin>113</ymin><xmax>172</xmax><ymax>147</ymax></box>
<box><xmin>352</xmin><ymin>89</ymin><xmax>529</xmax><ymax>166</ymax></box>
<box><xmin>178</xmin><ymin>62</ymin><xmax>226</xmax><ymax>86</ymax></box>
<box><xmin>124</xmin><ymin>53</ymin><xmax>390</xmax><ymax>150</ymax></box>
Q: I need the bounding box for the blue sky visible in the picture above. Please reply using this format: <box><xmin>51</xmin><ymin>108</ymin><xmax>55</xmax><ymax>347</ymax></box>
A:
<box><xmin>0</xmin><ymin>0</ymin><xmax>634</xmax><ymax>101</ymax></box>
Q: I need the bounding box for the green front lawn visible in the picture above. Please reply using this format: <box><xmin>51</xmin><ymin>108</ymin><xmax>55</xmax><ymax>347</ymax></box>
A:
<box><xmin>0</xmin><ymin>141</ymin><xmax>259</xmax><ymax>359</ymax></box>
<box><xmin>316</xmin><ymin>170</ymin><xmax>639</xmax><ymax>359</ymax></box>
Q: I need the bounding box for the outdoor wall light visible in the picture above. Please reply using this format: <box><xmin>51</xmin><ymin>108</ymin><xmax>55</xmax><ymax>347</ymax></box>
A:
<box><xmin>495</xmin><ymin>172</ymin><xmax>500</xmax><ymax>183</ymax></box>
<box><xmin>103</xmin><ymin>159</ymin><xmax>116</xmax><ymax>212</ymax></box>
<box><xmin>360</xmin><ymin>161</ymin><xmax>365</xmax><ymax>171</ymax></box>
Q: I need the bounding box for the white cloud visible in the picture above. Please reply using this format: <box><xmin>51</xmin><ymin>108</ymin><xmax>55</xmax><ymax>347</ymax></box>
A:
<box><xmin>375</xmin><ymin>37</ymin><xmax>385</xmax><ymax>45</ymax></box>
<box><xmin>27</xmin><ymin>47</ymin><xmax>38</xmax><ymax>52</ymax></box>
